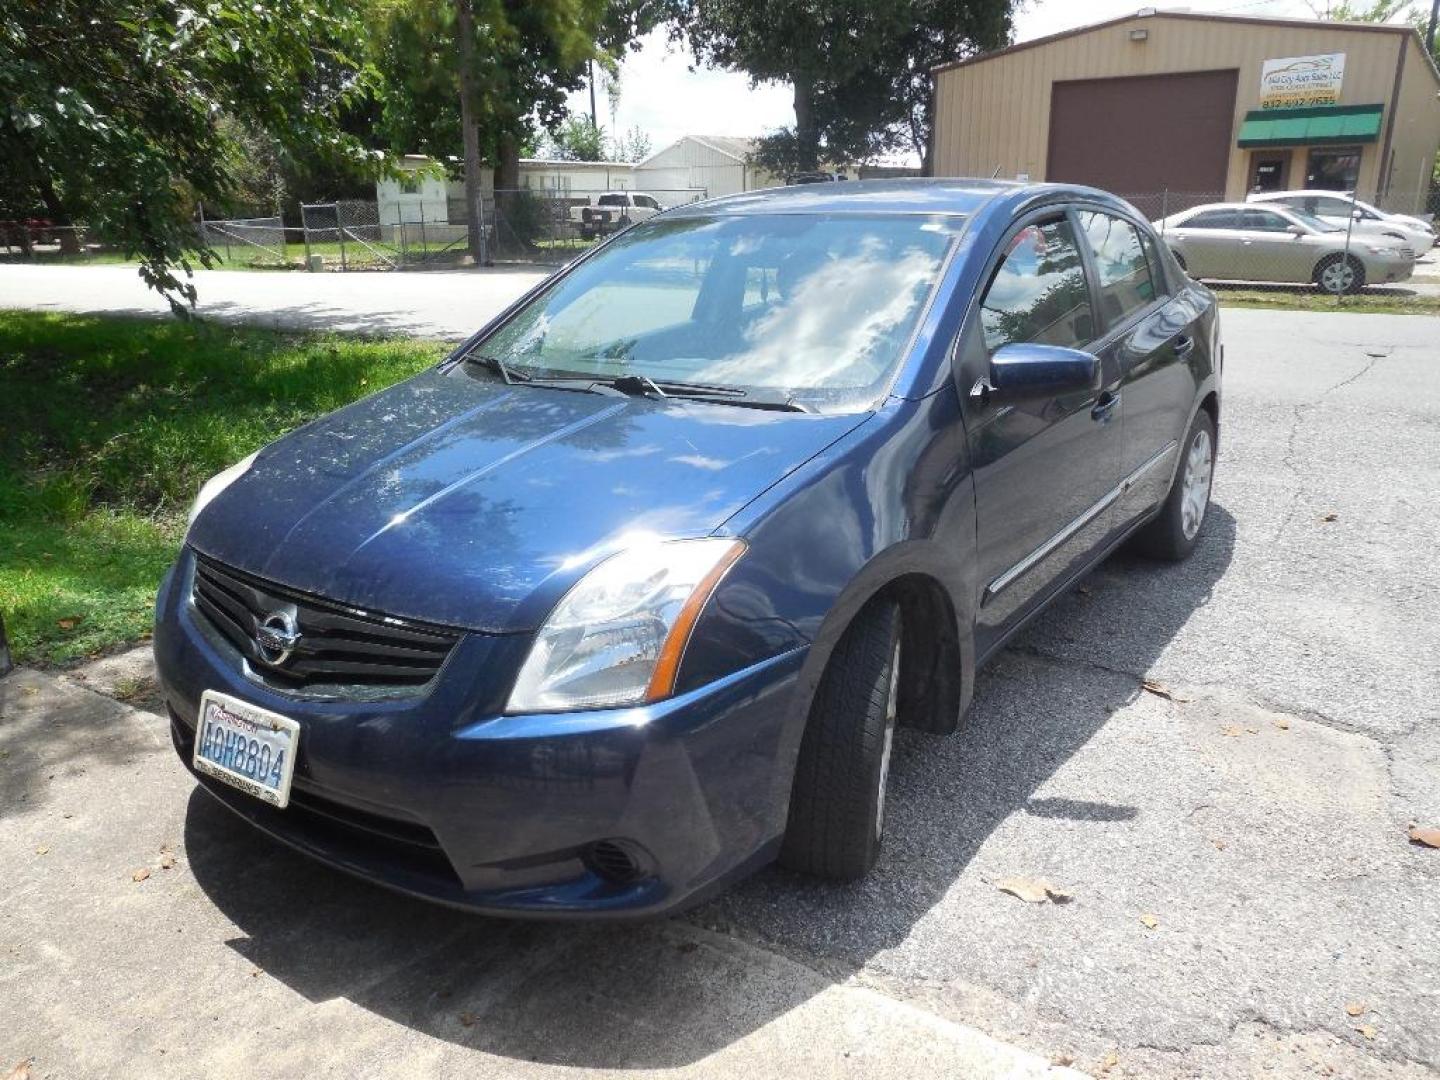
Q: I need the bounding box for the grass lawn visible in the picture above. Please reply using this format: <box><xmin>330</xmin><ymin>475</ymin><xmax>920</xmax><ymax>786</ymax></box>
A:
<box><xmin>1214</xmin><ymin>285</ymin><xmax>1440</xmax><ymax>315</ymax></box>
<box><xmin>0</xmin><ymin>311</ymin><xmax>446</xmax><ymax>665</ymax></box>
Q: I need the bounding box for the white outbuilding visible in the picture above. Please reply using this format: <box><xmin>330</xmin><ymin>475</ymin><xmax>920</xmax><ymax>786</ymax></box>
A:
<box><xmin>633</xmin><ymin>136</ymin><xmax>780</xmax><ymax>198</ymax></box>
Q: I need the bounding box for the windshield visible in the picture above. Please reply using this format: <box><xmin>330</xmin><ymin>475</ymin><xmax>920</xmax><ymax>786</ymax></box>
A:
<box><xmin>1290</xmin><ymin>210</ymin><xmax>1342</xmax><ymax>233</ymax></box>
<box><xmin>474</xmin><ymin>212</ymin><xmax>963</xmax><ymax>407</ymax></box>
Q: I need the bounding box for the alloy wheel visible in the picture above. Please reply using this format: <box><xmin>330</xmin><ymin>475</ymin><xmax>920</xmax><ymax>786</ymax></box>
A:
<box><xmin>1181</xmin><ymin>428</ymin><xmax>1213</xmax><ymax>540</ymax></box>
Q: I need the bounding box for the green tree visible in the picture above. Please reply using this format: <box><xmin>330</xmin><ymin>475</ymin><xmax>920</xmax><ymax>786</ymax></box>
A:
<box><xmin>613</xmin><ymin>125</ymin><xmax>654</xmax><ymax>162</ymax></box>
<box><xmin>0</xmin><ymin>0</ymin><xmax>376</xmax><ymax>307</ymax></box>
<box><xmin>680</xmin><ymin>0</ymin><xmax>1012</xmax><ymax>175</ymax></box>
<box><xmin>375</xmin><ymin>0</ymin><xmax>666</xmax><ymax>261</ymax></box>
<box><xmin>551</xmin><ymin>116</ymin><xmax>609</xmax><ymax>160</ymax></box>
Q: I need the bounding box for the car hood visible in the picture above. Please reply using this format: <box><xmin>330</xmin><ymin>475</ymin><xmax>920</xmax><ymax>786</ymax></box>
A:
<box><xmin>188</xmin><ymin>368</ymin><xmax>868</xmax><ymax>632</ymax></box>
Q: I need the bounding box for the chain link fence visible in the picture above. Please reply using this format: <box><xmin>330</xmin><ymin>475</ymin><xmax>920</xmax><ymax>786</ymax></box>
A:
<box><xmin>4</xmin><ymin>185</ymin><xmax>1434</xmax><ymax>288</ymax></box>
<box><xmin>296</xmin><ymin>188</ymin><xmax>710</xmax><ymax>271</ymax></box>
<box><xmin>1112</xmin><ymin>188</ymin><xmax>1437</xmax><ymax>298</ymax></box>
<box><xmin>196</xmin><ymin>215</ymin><xmax>287</xmax><ymax>268</ymax></box>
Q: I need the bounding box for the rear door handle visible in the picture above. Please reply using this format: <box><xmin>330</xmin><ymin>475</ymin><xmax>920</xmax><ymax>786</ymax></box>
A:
<box><xmin>1091</xmin><ymin>390</ymin><xmax>1121</xmax><ymax>422</ymax></box>
<box><xmin>1172</xmin><ymin>334</ymin><xmax>1195</xmax><ymax>358</ymax></box>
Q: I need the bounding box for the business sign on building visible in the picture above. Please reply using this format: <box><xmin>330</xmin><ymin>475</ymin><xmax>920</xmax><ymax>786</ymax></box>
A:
<box><xmin>1259</xmin><ymin>53</ymin><xmax>1345</xmax><ymax>109</ymax></box>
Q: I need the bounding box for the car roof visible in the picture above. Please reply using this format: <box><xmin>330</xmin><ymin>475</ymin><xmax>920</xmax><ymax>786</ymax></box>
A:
<box><xmin>1251</xmin><ymin>190</ymin><xmax>1355</xmax><ymax>200</ymax></box>
<box><xmin>663</xmin><ymin>178</ymin><xmax>1139</xmax><ymax>219</ymax></box>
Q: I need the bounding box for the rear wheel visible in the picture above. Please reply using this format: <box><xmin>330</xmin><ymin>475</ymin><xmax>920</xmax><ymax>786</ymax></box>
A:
<box><xmin>780</xmin><ymin>601</ymin><xmax>901</xmax><ymax>880</ymax></box>
<box><xmin>1133</xmin><ymin>408</ymin><xmax>1215</xmax><ymax>561</ymax></box>
<box><xmin>1314</xmin><ymin>254</ymin><xmax>1365</xmax><ymax>295</ymax></box>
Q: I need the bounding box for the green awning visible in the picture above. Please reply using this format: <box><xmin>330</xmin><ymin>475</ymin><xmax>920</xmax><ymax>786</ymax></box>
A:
<box><xmin>1236</xmin><ymin>104</ymin><xmax>1384</xmax><ymax>148</ymax></box>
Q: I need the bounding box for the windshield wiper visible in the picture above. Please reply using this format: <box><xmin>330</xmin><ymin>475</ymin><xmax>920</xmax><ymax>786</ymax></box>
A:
<box><xmin>459</xmin><ymin>353</ymin><xmax>530</xmax><ymax>384</ymax></box>
<box><xmin>597</xmin><ymin>375</ymin><xmax>813</xmax><ymax>413</ymax></box>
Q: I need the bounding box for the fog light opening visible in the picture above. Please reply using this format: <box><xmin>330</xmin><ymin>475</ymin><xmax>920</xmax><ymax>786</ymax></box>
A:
<box><xmin>583</xmin><ymin>839</ymin><xmax>647</xmax><ymax>884</ymax></box>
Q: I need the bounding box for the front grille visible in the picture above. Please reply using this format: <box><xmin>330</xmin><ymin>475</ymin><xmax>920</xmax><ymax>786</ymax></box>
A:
<box><xmin>191</xmin><ymin>553</ymin><xmax>460</xmax><ymax>691</ymax></box>
<box><xmin>1399</xmin><ymin>246</ymin><xmax>1416</xmax><ymax>260</ymax></box>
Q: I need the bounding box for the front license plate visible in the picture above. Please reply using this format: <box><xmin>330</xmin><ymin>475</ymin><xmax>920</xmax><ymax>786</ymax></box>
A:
<box><xmin>193</xmin><ymin>691</ymin><xmax>300</xmax><ymax>808</ymax></box>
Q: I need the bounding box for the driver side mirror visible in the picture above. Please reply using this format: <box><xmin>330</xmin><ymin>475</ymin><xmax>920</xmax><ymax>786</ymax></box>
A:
<box><xmin>1352</xmin><ymin>209</ymin><xmax>1364</xmax><ymax>221</ymax></box>
<box><xmin>979</xmin><ymin>342</ymin><xmax>1100</xmax><ymax>404</ymax></box>
<box><xmin>1287</xmin><ymin>223</ymin><xmax>1306</xmax><ymax>236</ymax></box>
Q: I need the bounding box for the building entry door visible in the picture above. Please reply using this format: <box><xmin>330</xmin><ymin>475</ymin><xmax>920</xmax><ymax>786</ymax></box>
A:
<box><xmin>1249</xmin><ymin>153</ymin><xmax>1289</xmax><ymax>194</ymax></box>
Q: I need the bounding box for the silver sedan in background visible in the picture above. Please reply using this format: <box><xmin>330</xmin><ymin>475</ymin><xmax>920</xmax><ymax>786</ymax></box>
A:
<box><xmin>1153</xmin><ymin>202</ymin><xmax>1413</xmax><ymax>294</ymax></box>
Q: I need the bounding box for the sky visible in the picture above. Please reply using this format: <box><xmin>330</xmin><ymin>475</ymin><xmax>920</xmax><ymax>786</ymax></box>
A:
<box><xmin>566</xmin><ymin>0</ymin><xmax>1411</xmax><ymax>162</ymax></box>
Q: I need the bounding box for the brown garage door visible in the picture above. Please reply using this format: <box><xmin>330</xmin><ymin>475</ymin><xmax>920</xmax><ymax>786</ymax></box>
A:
<box><xmin>1047</xmin><ymin>70</ymin><xmax>1238</xmax><ymax>196</ymax></box>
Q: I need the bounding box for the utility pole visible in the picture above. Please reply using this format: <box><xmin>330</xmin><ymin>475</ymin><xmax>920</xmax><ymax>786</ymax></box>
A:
<box><xmin>454</xmin><ymin>0</ymin><xmax>489</xmax><ymax>265</ymax></box>
<box><xmin>588</xmin><ymin>59</ymin><xmax>598</xmax><ymax>128</ymax></box>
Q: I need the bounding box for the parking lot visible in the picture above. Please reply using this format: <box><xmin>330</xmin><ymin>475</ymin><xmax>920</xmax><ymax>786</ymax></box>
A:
<box><xmin>2</xmin><ymin>305</ymin><xmax>1438</xmax><ymax>1079</ymax></box>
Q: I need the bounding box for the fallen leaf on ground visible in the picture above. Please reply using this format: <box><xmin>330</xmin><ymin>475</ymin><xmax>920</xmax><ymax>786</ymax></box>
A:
<box><xmin>459</xmin><ymin>1012</ymin><xmax>479</xmax><ymax>1028</ymax></box>
<box><xmin>1274</xmin><ymin>717</ymin><xmax>1291</xmax><ymax>730</ymax></box>
<box><xmin>1356</xmin><ymin>1024</ymin><xmax>1376</xmax><ymax>1040</ymax></box>
<box><xmin>6</xmin><ymin>1058</ymin><xmax>33</xmax><ymax>1080</ymax></box>
<box><xmin>1245</xmin><ymin>726</ymin><xmax>1260</xmax><ymax>734</ymax></box>
<box><xmin>160</xmin><ymin>853</ymin><xmax>176</xmax><ymax>870</ymax></box>
<box><xmin>1139</xmin><ymin>913</ymin><xmax>1159</xmax><ymax>929</ymax></box>
<box><xmin>249</xmin><ymin>967</ymin><xmax>261</xmax><ymax>978</ymax></box>
<box><xmin>996</xmin><ymin>877</ymin><xmax>1072</xmax><ymax>904</ymax></box>
<box><xmin>1141</xmin><ymin>679</ymin><xmax>1190</xmax><ymax>702</ymax></box>
<box><xmin>132</xmin><ymin>867</ymin><xmax>150</xmax><ymax>882</ymax></box>
<box><xmin>1097</xmin><ymin>1050</ymin><xmax>1120</xmax><ymax>1072</ymax></box>
<box><xmin>1210</xmin><ymin>838</ymin><xmax>1228</xmax><ymax>850</ymax></box>
<box><xmin>1221</xmin><ymin>724</ymin><xmax>1245</xmax><ymax>737</ymax></box>
<box><xmin>56</xmin><ymin>616</ymin><xmax>81</xmax><ymax>631</ymax></box>
<box><xmin>21</xmin><ymin>686</ymin><xmax>38</xmax><ymax>697</ymax></box>
<box><xmin>1051</xmin><ymin>1052</ymin><xmax>1075</xmax><ymax>1067</ymax></box>
<box><xmin>34</xmin><ymin>846</ymin><xmax>48</xmax><ymax>856</ymax></box>
<box><xmin>1321</xmin><ymin>513</ymin><xmax>1339</xmax><ymax>523</ymax></box>
<box><xmin>1408</xmin><ymin>825</ymin><xmax>1440</xmax><ymax>849</ymax></box>
<box><xmin>1345</xmin><ymin>1002</ymin><xmax>1366</xmax><ymax>1017</ymax></box>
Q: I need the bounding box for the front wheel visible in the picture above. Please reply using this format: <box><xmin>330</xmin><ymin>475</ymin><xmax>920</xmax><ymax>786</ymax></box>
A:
<box><xmin>1314</xmin><ymin>253</ymin><xmax>1365</xmax><ymax>295</ymax></box>
<box><xmin>780</xmin><ymin>601</ymin><xmax>901</xmax><ymax>880</ymax></box>
<box><xmin>1132</xmin><ymin>409</ymin><xmax>1215</xmax><ymax>561</ymax></box>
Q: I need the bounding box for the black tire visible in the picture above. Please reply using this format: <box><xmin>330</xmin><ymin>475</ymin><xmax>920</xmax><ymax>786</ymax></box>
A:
<box><xmin>780</xmin><ymin>601</ymin><xmax>901</xmax><ymax>880</ymax></box>
<box><xmin>1133</xmin><ymin>408</ymin><xmax>1216</xmax><ymax>561</ymax></box>
<box><xmin>1313</xmin><ymin>253</ymin><xmax>1365</xmax><ymax>295</ymax></box>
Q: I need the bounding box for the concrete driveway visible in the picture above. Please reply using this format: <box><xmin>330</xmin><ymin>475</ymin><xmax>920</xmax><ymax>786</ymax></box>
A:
<box><xmin>3</xmin><ymin>308</ymin><xmax>1438</xmax><ymax>1078</ymax></box>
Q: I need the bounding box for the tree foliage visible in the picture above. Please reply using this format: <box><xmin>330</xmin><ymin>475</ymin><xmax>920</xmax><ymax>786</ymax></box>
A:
<box><xmin>613</xmin><ymin>125</ymin><xmax>654</xmax><ymax>162</ymax></box>
<box><xmin>680</xmin><ymin>0</ymin><xmax>1012</xmax><ymax>174</ymax></box>
<box><xmin>375</xmin><ymin>0</ymin><xmax>666</xmax><ymax>171</ymax></box>
<box><xmin>549</xmin><ymin>116</ymin><xmax>610</xmax><ymax>160</ymax></box>
<box><xmin>0</xmin><ymin>0</ymin><xmax>377</xmax><ymax>307</ymax></box>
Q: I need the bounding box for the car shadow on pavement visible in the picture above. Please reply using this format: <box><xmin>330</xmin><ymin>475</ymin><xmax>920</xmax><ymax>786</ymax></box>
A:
<box><xmin>183</xmin><ymin>505</ymin><xmax>1237</xmax><ymax>1068</ymax></box>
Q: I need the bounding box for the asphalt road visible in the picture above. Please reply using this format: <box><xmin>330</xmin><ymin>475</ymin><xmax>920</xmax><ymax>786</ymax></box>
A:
<box><xmin>0</xmin><ymin>262</ymin><xmax>550</xmax><ymax>337</ymax></box>
<box><xmin>3</xmin><ymin>305</ymin><xmax>1438</xmax><ymax>1078</ymax></box>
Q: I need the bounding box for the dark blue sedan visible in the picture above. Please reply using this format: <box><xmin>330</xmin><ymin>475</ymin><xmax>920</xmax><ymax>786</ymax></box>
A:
<box><xmin>154</xmin><ymin>180</ymin><xmax>1221</xmax><ymax>917</ymax></box>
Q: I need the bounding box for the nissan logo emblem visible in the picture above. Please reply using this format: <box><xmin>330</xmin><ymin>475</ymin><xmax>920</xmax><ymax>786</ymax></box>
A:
<box><xmin>255</xmin><ymin>610</ymin><xmax>302</xmax><ymax>666</ymax></box>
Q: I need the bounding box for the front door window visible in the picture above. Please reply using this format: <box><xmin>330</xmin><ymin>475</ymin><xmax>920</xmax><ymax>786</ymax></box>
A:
<box><xmin>1305</xmin><ymin>147</ymin><xmax>1361</xmax><ymax>191</ymax></box>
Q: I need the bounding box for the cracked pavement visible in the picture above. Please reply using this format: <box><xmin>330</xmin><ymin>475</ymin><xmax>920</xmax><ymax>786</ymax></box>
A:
<box><xmin>2</xmin><ymin>307</ymin><xmax>1438</xmax><ymax>1078</ymax></box>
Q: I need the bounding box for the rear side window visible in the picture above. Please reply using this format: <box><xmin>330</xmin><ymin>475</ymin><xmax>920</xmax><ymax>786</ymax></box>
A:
<box><xmin>1078</xmin><ymin>212</ymin><xmax>1156</xmax><ymax>325</ymax></box>
<box><xmin>597</xmin><ymin>194</ymin><xmax>627</xmax><ymax>207</ymax></box>
<box><xmin>634</xmin><ymin>195</ymin><xmax>660</xmax><ymax>210</ymax></box>
<box><xmin>980</xmin><ymin>217</ymin><xmax>1094</xmax><ymax>352</ymax></box>
<box><xmin>1185</xmin><ymin>209</ymin><xmax>1242</xmax><ymax>229</ymax></box>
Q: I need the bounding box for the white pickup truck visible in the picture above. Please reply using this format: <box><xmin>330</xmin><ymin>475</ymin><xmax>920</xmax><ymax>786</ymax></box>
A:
<box><xmin>570</xmin><ymin>192</ymin><xmax>665</xmax><ymax>240</ymax></box>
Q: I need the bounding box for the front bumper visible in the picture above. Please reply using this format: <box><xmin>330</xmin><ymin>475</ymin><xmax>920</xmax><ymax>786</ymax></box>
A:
<box><xmin>154</xmin><ymin>551</ymin><xmax>808</xmax><ymax>918</ymax></box>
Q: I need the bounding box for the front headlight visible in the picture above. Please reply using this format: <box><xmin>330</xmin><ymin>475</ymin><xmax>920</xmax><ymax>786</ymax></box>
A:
<box><xmin>1363</xmin><ymin>243</ymin><xmax>1401</xmax><ymax>257</ymax></box>
<box><xmin>187</xmin><ymin>450</ymin><xmax>259</xmax><ymax>527</ymax></box>
<box><xmin>507</xmin><ymin>537</ymin><xmax>746</xmax><ymax>713</ymax></box>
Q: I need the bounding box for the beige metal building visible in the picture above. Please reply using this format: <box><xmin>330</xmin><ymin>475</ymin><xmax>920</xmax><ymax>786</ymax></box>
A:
<box><xmin>931</xmin><ymin>10</ymin><xmax>1440</xmax><ymax>212</ymax></box>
